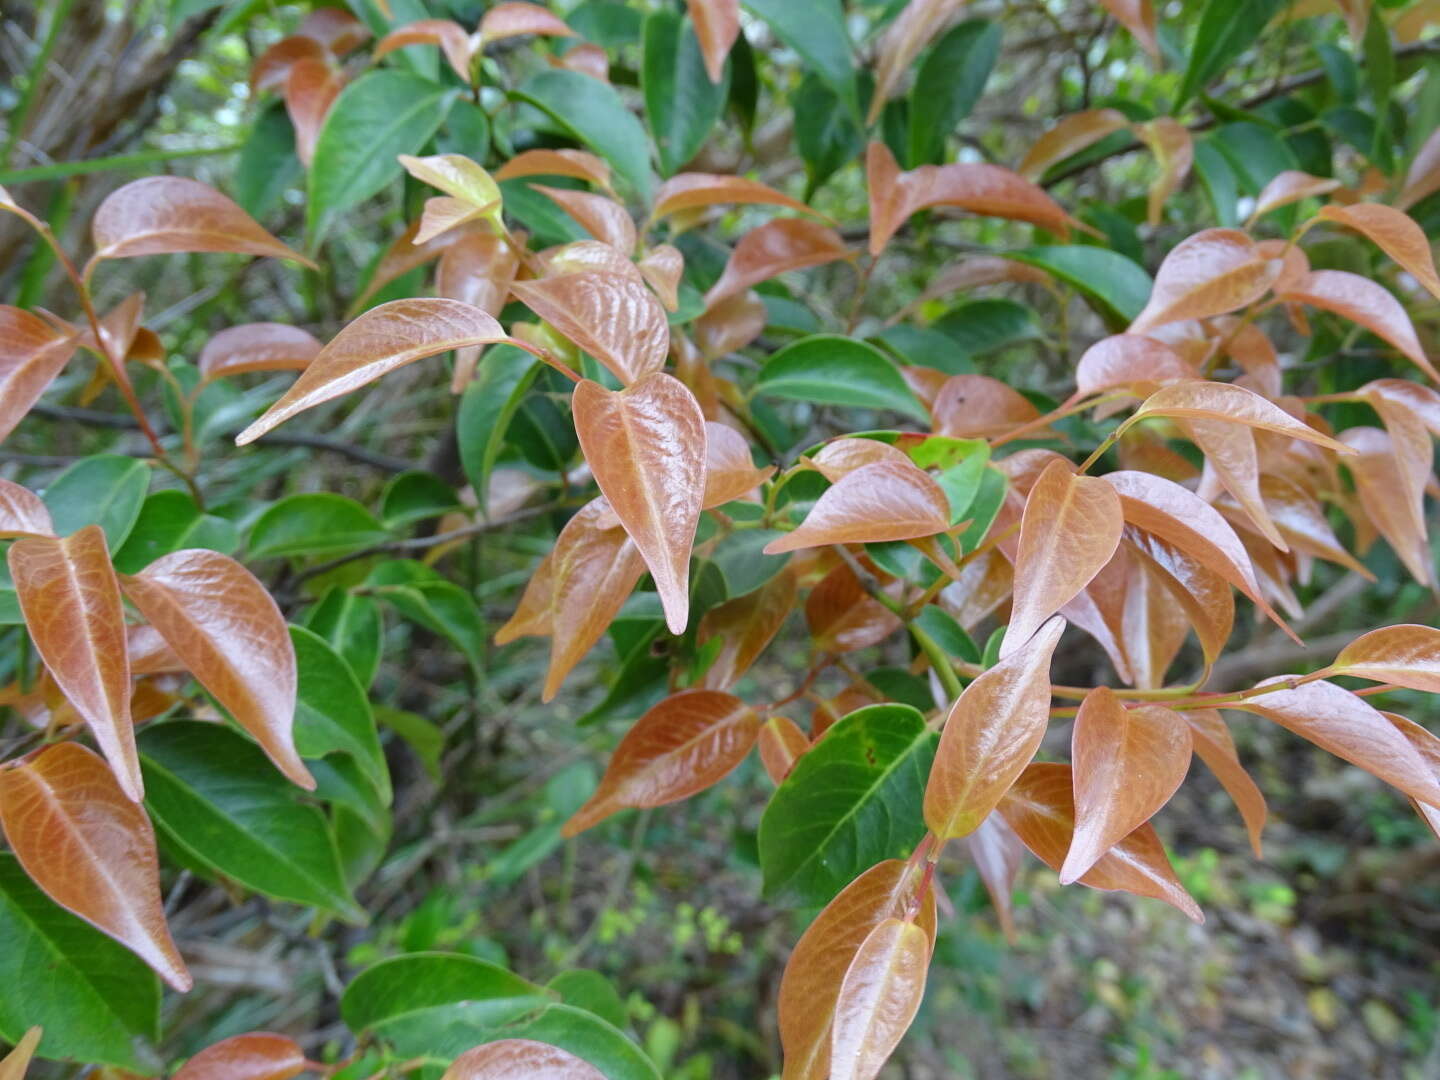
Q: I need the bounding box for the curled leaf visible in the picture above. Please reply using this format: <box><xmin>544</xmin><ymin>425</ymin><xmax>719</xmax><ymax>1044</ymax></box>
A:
<box><xmin>704</xmin><ymin>421</ymin><xmax>774</xmax><ymax>507</ymax></box>
<box><xmin>296</xmin><ymin>8</ymin><xmax>371</xmax><ymax>54</ymax></box>
<box><xmin>1332</xmin><ymin>624</ymin><xmax>1440</xmax><ymax>693</ymax></box>
<box><xmin>199</xmin><ymin>323</ymin><xmax>321</xmax><ymax>382</ymax></box>
<box><xmin>764</xmin><ymin>460</ymin><xmax>950</xmax><ymax>554</ymax></box>
<box><xmin>251</xmin><ymin>36</ymin><xmax>326</xmax><ymax>93</ymax></box>
<box><xmin>1277</xmin><ymin>269</ymin><xmax>1440</xmax><ymax>381</ymax></box>
<box><xmin>705</xmin><ymin>219</ymin><xmax>850</xmax><ymax>309</ymax></box>
<box><xmin>0</xmin><ymin>306</ymin><xmax>78</xmax><ymax>443</ymax></box>
<box><xmin>1130</xmin><ymin>382</ymin><xmax>1351</xmax><ymax>453</ymax></box>
<box><xmin>1185</xmin><ymin>709</ymin><xmax>1266</xmax><ymax>857</ymax></box>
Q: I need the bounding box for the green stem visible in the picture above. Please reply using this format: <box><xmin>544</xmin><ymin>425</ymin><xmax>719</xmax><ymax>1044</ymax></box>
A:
<box><xmin>1</xmin><ymin>0</ymin><xmax>77</xmax><ymax>168</ymax></box>
<box><xmin>0</xmin><ymin>142</ymin><xmax>241</xmax><ymax>185</ymax></box>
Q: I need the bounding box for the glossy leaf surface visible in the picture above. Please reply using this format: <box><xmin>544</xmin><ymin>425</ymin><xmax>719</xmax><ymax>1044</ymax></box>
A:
<box><xmin>0</xmin><ymin>307</ymin><xmax>79</xmax><ymax>443</ymax></box>
<box><xmin>830</xmin><ymin>918</ymin><xmax>929</xmax><ymax>1080</ymax></box>
<box><xmin>443</xmin><ymin>1040</ymin><xmax>605</xmax><ymax>1080</ymax></box>
<box><xmin>1332</xmin><ymin>624</ymin><xmax>1440</xmax><ymax>693</ymax></box>
<box><xmin>512</xmin><ymin>271</ymin><xmax>668</xmax><ymax>385</ymax></box>
<box><xmin>172</xmin><ymin>1034</ymin><xmax>308</xmax><ymax>1080</ymax></box>
<box><xmin>1129</xmin><ymin>229</ymin><xmax>1278</xmax><ymax>333</ymax></box>
<box><xmin>764</xmin><ymin>460</ymin><xmax>950</xmax><ymax>553</ymax></box>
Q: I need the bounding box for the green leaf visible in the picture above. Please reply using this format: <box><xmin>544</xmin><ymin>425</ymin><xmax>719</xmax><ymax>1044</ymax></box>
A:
<box><xmin>0</xmin><ymin>855</ymin><xmax>160</xmax><ymax>1069</ymax></box>
<box><xmin>643</xmin><ymin>10</ymin><xmax>729</xmax><ymax>176</ymax></box>
<box><xmin>379</xmin><ymin>471</ymin><xmax>461</xmax><ymax>529</ymax></box>
<box><xmin>340</xmin><ymin>953</ymin><xmax>552</xmax><ymax>1057</ymax></box>
<box><xmin>304</xmin><ymin>587</ymin><xmax>383</xmax><ymax>689</ymax></box>
<box><xmin>376</xmin><ymin>705</ymin><xmax>444</xmax><ymax>781</ymax></box>
<box><xmin>235</xmin><ymin>104</ymin><xmax>301</xmax><ymax>221</ymax></box>
<box><xmin>1005</xmin><ymin>246</ymin><xmax>1153</xmax><ymax>328</ymax></box>
<box><xmin>112</xmin><ymin>490</ymin><xmax>240</xmax><ymax>574</ymax></box>
<box><xmin>707</xmin><ymin>528</ymin><xmax>789</xmax><ymax>597</ymax></box>
<box><xmin>870</xmin><ymin>325</ymin><xmax>972</xmax><ymax>374</ymax></box>
<box><xmin>955</xmin><ymin>465</ymin><xmax>1007</xmax><ymax>553</ymax></box>
<box><xmin>1177</xmin><ymin>0</ymin><xmax>1286</xmax><ymax>105</ymax></box>
<box><xmin>1212</xmin><ymin>121</ymin><xmax>1299</xmax><ymax>195</ymax></box>
<box><xmin>907</xmin><ymin>19</ymin><xmax>1000</xmax><ymax>166</ymax></box>
<box><xmin>307</xmin><ymin>71</ymin><xmax>455</xmax><ymax>243</ymax></box>
<box><xmin>742</xmin><ymin>0</ymin><xmax>856</xmax><ymax>118</ymax></box>
<box><xmin>42</xmin><ymin>454</ymin><xmax>149</xmax><ymax>550</ymax></box>
<box><xmin>248</xmin><ymin>493</ymin><xmax>389</xmax><ymax>559</ymax></box>
<box><xmin>1362</xmin><ymin>7</ymin><xmax>1395</xmax><ymax>172</ymax></box>
<box><xmin>914</xmin><ymin>605</ymin><xmax>979</xmax><ymax>663</ymax></box>
<box><xmin>513</xmin><ymin>70</ymin><xmax>653</xmax><ymax>201</ymax></box>
<box><xmin>793</xmin><ymin>72</ymin><xmax>864</xmax><ymax>196</ymax></box>
<box><xmin>567</xmin><ymin>0</ymin><xmax>644</xmax><ymax>47</ymax></box>
<box><xmin>367</xmin><ymin>561</ymin><xmax>486</xmax><ymax>674</ymax></box>
<box><xmin>139</xmin><ymin>721</ymin><xmax>364</xmax><ymax>921</ymax></box>
<box><xmin>1193</xmin><ymin>138</ymin><xmax>1240</xmax><ymax>227</ymax></box>
<box><xmin>757</xmin><ymin>335</ymin><xmax>927</xmax><ymax>421</ymax></box>
<box><xmin>933</xmin><ymin>441</ymin><xmax>991</xmax><ymax>524</ymax></box>
<box><xmin>458</xmin><ymin>345</ymin><xmax>542</xmax><ymax>510</ymax></box>
<box><xmin>547</xmin><ymin>970</ymin><xmax>629</xmax><ymax>1031</ymax></box>
<box><xmin>292</xmin><ymin>625</ymin><xmax>390</xmax><ymax>803</ymax></box>
<box><xmin>933</xmin><ymin>298</ymin><xmax>1041</xmax><ymax>359</ymax></box>
<box><xmin>759</xmin><ymin>704</ymin><xmax>938</xmax><ymax>905</ymax></box>
<box><xmin>495</xmin><ymin>1005</ymin><xmax>661</xmax><ymax>1080</ymax></box>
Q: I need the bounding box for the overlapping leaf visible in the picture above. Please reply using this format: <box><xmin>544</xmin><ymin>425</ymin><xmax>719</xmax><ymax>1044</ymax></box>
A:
<box><xmin>0</xmin><ymin>307</ymin><xmax>79</xmax><ymax>442</ymax></box>
<box><xmin>512</xmin><ymin>271</ymin><xmax>669</xmax><ymax>384</ymax></box>
<box><xmin>199</xmin><ymin>323</ymin><xmax>321</xmax><ymax>382</ymax></box>
<box><xmin>764</xmin><ymin>460</ymin><xmax>950</xmax><ymax>553</ymax></box>
<box><xmin>172</xmin><ymin>1033</ymin><xmax>308</xmax><ymax>1080</ymax></box>
<box><xmin>1332</xmin><ymin>624</ymin><xmax>1440</xmax><ymax>693</ymax></box>
<box><xmin>830</xmin><ymin>918</ymin><xmax>930</xmax><ymax>1080</ymax></box>
<box><xmin>705</xmin><ymin>219</ymin><xmax>850</xmax><ymax>308</ymax></box>
<box><xmin>1129</xmin><ymin>229</ymin><xmax>1279</xmax><ymax>334</ymax></box>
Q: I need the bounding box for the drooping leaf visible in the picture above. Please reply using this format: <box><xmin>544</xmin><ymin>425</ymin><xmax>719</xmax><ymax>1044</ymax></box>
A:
<box><xmin>530</xmin><ymin>187</ymin><xmax>636</xmax><ymax>253</ymax></box>
<box><xmin>697</xmin><ymin>570</ymin><xmax>796</xmax><ymax>689</ymax></box>
<box><xmin>172</xmin><ymin>1034</ymin><xmax>308</xmax><ymax>1080</ymax></box>
<box><xmin>1074</xmin><ymin>334</ymin><xmax>1196</xmax><ymax>397</ymax></box>
<box><xmin>512</xmin><ymin>272</ymin><xmax>668</xmax><ymax>385</ymax></box>
<box><xmin>704</xmin><ymin>219</ymin><xmax>850</xmax><ymax>309</ymax></box>
<box><xmin>965</xmin><ymin>812</ymin><xmax>1027</xmax><ymax>941</ymax></box>
<box><xmin>1016</xmin><ymin>109</ymin><xmax>1130</xmax><ymax>181</ymax></box>
<box><xmin>284</xmin><ymin>58</ymin><xmax>344</xmax><ymax>168</ymax></box>
<box><xmin>442</xmin><ymin>1041</ymin><xmax>605</xmax><ymax>1080</ymax></box>
<box><xmin>1130</xmin><ymin>381</ymin><xmax>1350</xmax><ymax>453</ymax></box>
<box><xmin>1185</xmin><ymin>708</ymin><xmax>1266</xmax><ymax>857</ymax></box>
<box><xmin>0</xmin><ymin>307</ymin><xmax>79</xmax><ymax>443</ymax></box>
<box><xmin>868</xmin><ymin>0</ymin><xmax>967</xmax><ymax>125</ymax></box>
<box><xmin>643</xmin><ymin>9</ymin><xmax>729</xmax><ymax>175</ymax></box>
<box><xmin>703</xmin><ymin>421</ymin><xmax>773</xmax><ymax>507</ymax></box>
<box><xmin>650</xmin><ymin>173</ymin><xmax>815</xmax><ymax>221</ymax></box>
<box><xmin>1339</xmin><ymin>426</ymin><xmax>1432</xmax><ymax>584</ymax></box>
<box><xmin>830</xmin><ymin>918</ymin><xmax>930</xmax><ymax>1080</ymax></box>
<box><xmin>0</xmin><ymin>743</ymin><xmax>189</xmax><ymax>990</ymax></box>
<box><xmin>758</xmin><ymin>714</ymin><xmax>810</xmax><ymax>784</ymax></box>
<box><xmin>764</xmin><ymin>460</ymin><xmax>949</xmax><ymax>554</ymax></box>
<box><xmin>9</xmin><ymin>527</ymin><xmax>139</xmax><ymax>800</ymax></box>
<box><xmin>374</xmin><ymin>20</ymin><xmax>474</xmax><ymax>82</ymax></box>
<box><xmin>1250</xmin><ymin>170</ymin><xmax>1340</xmax><ymax>219</ymax></box>
<box><xmin>687</xmin><ymin>0</ymin><xmax>740</xmax><ymax>83</ymax></box>
<box><xmin>1276</xmin><ymin>269</ymin><xmax>1440</xmax><ymax>381</ymax></box>
<box><xmin>1098</xmin><ymin>0</ymin><xmax>1158</xmax><ymax>55</ymax></box>
<box><xmin>199</xmin><ymin>323</ymin><xmax>321</xmax><ymax>382</ymax></box>
<box><xmin>495</xmin><ymin>148</ymin><xmax>613</xmax><ymax>190</ymax></box>
<box><xmin>924</xmin><ymin>615</ymin><xmax>1065</xmax><ymax>838</ymax></box>
<box><xmin>563</xmin><ymin>690</ymin><xmax>760</xmax><ymax>834</ymax></box>
<box><xmin>1129</xmin><ymin>229</ymin><xmax>1279</xmax><ymax>333</ymax></box>
<box><xmin>1332</xmin><ymin>624</ymin><xmax>1440</xmax><ymax>694</ymax></box>
<box><xmin>1135</xmin><ymin>117</ymin><xmax>1193</xmax><ymax>226</ymax></box>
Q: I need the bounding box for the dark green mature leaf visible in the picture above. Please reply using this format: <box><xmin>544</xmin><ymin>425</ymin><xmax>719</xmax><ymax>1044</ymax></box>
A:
<box><xmin>1005</xmin><ymin>246</ymin><xmax>1152</xmax><ymax>328</ymax></box>
<box><xmin>547</xmin><ymin>970</ymin><xmax>628</xmax><ymax>1030</ymax></box>
<box><xmin>1212</xmin><ymin>121</ymin><xmax>1299</xmax><ymax>195</ymax></box>
<box><xmin>292</xmin><ymin>625</ymin><xmax>390</xmax><ymax>802</ymax></box>
<box><xmin>514</xmin><ymin>70</ymin><xmax>654</xmax><ymax>201</ymax></box>
<box><xmin>139</xmin><ymin>722</ymin><xmax>364</xmax><ymax>920</ymax></box>
<box><xmin>1193</xmin><ymin>138</ymin><xmax>1240</xmax><ymax>227</ymax></box>
<box><xmin>458</xmin><ymin>345</ymin><xmax>541</xmax><ymax>510</ymax></box>
<box><xmin>758</xmin><ymin>335</ymin><xmax>927</xmax><ymax>421</ymax></box>
<box><xmin>794</xmin><ymin>72</ymin><xmax>864</xmax><ymax>197</ymax></box>
<box><xmin>955</xmin><ymin>465</ymin><xmax>1007</xmax><ymax>553</ymax></box>
<box><xmin>248</xmin><ymin>493</ymin><xmax>389</xmax><ymax>559</ymax></box>
<box><xmin>367</xmin><ymin>561</ymin><xmax>486</xmax><ymax>674</ymax></box>
<box><xmin>1177</xmin><ymin>0</ymin><xmax>1286</xmax><ymax>105</ymax></box>
<box><xmin>42</xmin><ymin>454</ymin><xmax>149</xmax><ymax>549</ymax></box>
<box><xmin>1362</xmin><ymin>7</ymin><xmax>1395</xmax><ymax>171</ymax></box>
<box><xmin>112</xmin><ymin>490</ymin><xmax>239</xmax><ymax>574</ymax></box>
<box><xmin>379</xmin><ymin>472</ymin><xmax>461</xmax><ymax>529</ymax></box>
<box><xmin>742</xmin><ymin>0</ymin><xmax>856</xmax><ymax>117</ymax></box>
<box><xmin>307</xmin><ymin>71</ymin><xmax>455</xmax><ymax>242</ymax></box>
<box><xmin>340</xmin><ymin>953</ymin><xmax>552</xmax><ymax>1056</ymax></box>
<box><xmin>0</xmin><ymin>855</ymin><xmax>160</xmax><ymax>1069</ymax></box>
<box><xmin>907</xmin><ymin>19</ymin><xmax>1001</xmax><ymax>167</ymax></box>
<box><xmin>496</xmin><ymin>1004</ymin><xmax>661</xmax><ymax>1080</ymax></box>
<box><xmin>236</xmin><ymin>104</ymin><xmax>301</xmax><ymax>220</ymax></box>
<box><xmin>304</xmin><ymin>589</ymin><xmax>383</xmax><ymax>690</ymax></box>
<box><xmin>759</xmin><ymin>704</ymin><xmax>938</xmax><ymax>905</ymax></box>
<box><xmin>497</xmin><ymin>180</ymin><xmax>589</xmax><ymax>246</ymax></box>
<box><xmin>643</xmin><ymin>10</ymin><xmax>729</xmax><ymax>176</ymax></box>
<box><xmin>933</xmin><ymin>298</ymin><xmax>1041</xmax><ymax>359</ymax></box>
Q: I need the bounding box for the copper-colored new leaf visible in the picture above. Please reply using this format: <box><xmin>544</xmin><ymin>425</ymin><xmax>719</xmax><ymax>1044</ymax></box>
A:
<box><xmin>1399</xmin><ymin>125</ymin><xmax>1440</xmax><ymax>209</ymax></box>
<box><xmin>296</xmin><ymin>7</ymin><xmax>370</xmax><ymax>53</ymax></box>
<box><xmin>120</xmin><ymin>550</ymin><xmax>312</xmax><ymax>790</ymax></box>
<box><xmin>1250</xmin><ymin>170</ymin><xmax>1341</xmax><ymax>220</ymax></box>
<box><xmin>400</xmin><ymin>154</ymin><xmax>501</xmax><ymax>221</ymax></box>
<box><xmin>1333</xmin><ymin>624</ymin><xmax>1440</xmax><ymax>693</ymax></box>
<box><xmin>687</xmin><ymin>0</ymin><xmax>741</xmax><ymax>82</ymax></box>
<box><xmin>572</xmin><ymin>374</ymin><xmax>707</xmax><ymax>634</ymax></box>
<box><xmin>1384</xmin><ymin>711</ymin><xmax>1440</xmax><ymax>839</ymax></box>
<box><xmin>637</xmin><ymin>244</ymin><xmax>684</xmax><ymax>311</ymax></box>
<box><xmin>1135</xmin><ymin>117</ymin><xmax>1193</xmax><ymax>226</ymax></box>
<box><xmin>997</xmin><ymin>762</ymin><xmax>1203</xmax><ymax>922</ymax></box>
<box><xmin>1123</xmin><ymin>528</ymin><xmax>1235</xmax><ymax>673</ymax></box>
<box><xmin>1216</xmin><ymin>475</ymin><xmax>1371</xmax><ymax>577</ymax></box>
<box><xmin>479</xmin><ymin>2</ymin><xmax>576</xmax><ymax>42</ymax></box>
<box><xmin>694</xmin><ymin>289</ymin><xmax>766</xmax><ymax>359</ymax></box>
<box><xmin>0</xmin><ymin>479</ymin><xmax>53</xmax><ymax>538</ymax></box>
<box><xmin>495</xmin><ymin>148</ymin><xmax>612</xmax><ymax>190</ymax></box>
<box><xmin>807</xmin><ymin>438</ymin><xmax>913</xmax><ymax>483</ymax></box>
<box><xmin>1185</xmin><ymin>709</ymin><xmax>1266</xmax><ymax>857</ymax></box>
<box><xmin>1129</xmin><ymin>229</ymin><xmax>1279</xmax><ymax>334</ymax></box>
<box><xmin>758</xmin><ymin>714</ymin><xmax>810</xmax><ymax>784</ymax></box>
<box><xmin>1360</xmin><ymin>378</ymin><xmax>1440</xmax><ymax>438</ymax></box>
<box><xmin>830</xmin><ymin>918</ymin><xmax>930</xmax><ymax>1080</ymax></box>
<box><xmin>1278</xmin><ymin>270</ymin><xmax>1440</xmax><ymax>381</ymax></box>
<box><xmin>1004</xmin><ymin>461</ymin><xmax>1123</xmax><ymax>657</ymax></box>
<box><xmin>237</xmin><ymin>299</ymin><xmax>514</xmax><ymax>443</ymax></box>
<box><xmin>348</xmin><ymin>220</ymin><xmax>462</xmax><ymax>315</ymax></box>
<box><xmin>924</xmin><ymin>615</ymin><xmax>1066</xmax><ymax>838</ymax></box>
<box><xmin>1098</xmin><ymin>0</ymin><xmax>1159</xmax><ymax>56</ymax></box>
<box><xmin>1062</xmin><ymin>691</ymin><xmax>1191</xmax><ymax>883</ymax></box>
<box><xmin>778</xmin><ymin>859</ymin><xmax>936</xmax><ymax>1080</ymax></box>
<box><xmin>932</xmin><ymin>374</ymin><xmax>1041</xmax><ymax>439</ymax></box>
<box><xmin>1315</xmin><ymin>203</ymin><xmax>1440</xmax><ymax>302</ymax></box>
<box><xmin>764</xmin><ymin>460</ymin><xmax>950</xmax><ymax>554</ymax></box>
<box><xmin>564</xmin><ymin>690</ymin><xmax>760</xmax><ymax>834</ymax></box>
<box><xmin>0</xmin><ymin>1027</ymin><xmax>40</xmax><ymax>1080</ymax></box>
<box><xmin>705</xmin><ymin>219</ymin><xmax>850</xmax><ymax>309</ymax></box>
<box><xmin>1183</xmin><ymin>419</ymin><xmax>1287</xmax><ymax>549</ymax></box>
<box><xmin>284</xmin><ymin>58</ymin><xmax>343</xmax><ymax>167</ymax></box>
<box><xmin>703</xmin><ymin>421</ymin><xmax>773</xmax><ymax>507</ymax></box>
<box><xmin>251</xmin><ymin>35</ymin><xmax>326</xmax><ymax>93</ymax></box>
<box><xmin>9</xmin><ymin>527</ymin><xmax>139</xmax><ymax>801</ymax></box>
<box><xmin>698</xmin><ymin>571</ymin><xmax>796</xmax><ymax>690</ymax></box>
<box><xmin>199</xmin><ymin>323</ymin><xmax>321</xmax><ymax>382</ymax></box>
<box><xmin>1234</xmin><ymin>679</ymin><xmax>1440</xmax><ymax>808</ymax></box>
<box><xmin>531</xmin><ymin>185</ymin><xmax>636</xmax><ymax>253</ymax></box>
<box><xmin>0</xmin><ymin>742</ymin><xmax>190</xmax><ymax>989</ymax></box>
<box><xmin>805</xmin><ymin>562</ymin><xmax>904</xmax><ymax>654</ymax></box>
<box><xmin>652</xmin><ymin>173</ymin><xmax>819</xmax><ymax>222</ymax></box>
<box><xmin>1017</xmin><ymin>109</ymin><xmax>1130</xmax><ymax>181</ymax></box>
<box><xmin>966</xmin><ymin>813</ymin><xmax>1027</xmax><ymax>941</ymax></box>
<box><xmin>91</xmin><ymin>177</ymin><xmax>313</xmax><ymax>267</ymax></box>
<box><xmin>868</xmin><ymin>0</ymin><xmax>967</xmax><ymax>124</ymax></box>
<box><xmin>1340</xmin><ymin>427</ymin><xmax>1432</xmax><ymax>584</ymax></box>
<box><xmin>512</xmin><ymin>271</ymin><xmax>668</xmax><ymax>384</ymax></box>
<box><xmin>172</xmin><ymin>1034</ymin><xmax>308</xmax><ymax>1080</ymax></box>
<box><xmin>1074</xmin><ymin>334</ymin><xmax>1196</xmax><ymax>398</ymax></box>
<box><xmin>443</xmin><ymin>1040</ymin><xmax>603</xmax><ymax>1080</ymax></box>
<box><xmin>374</xmin><ymin>20</ymin><xmax>474</xmax><ymax>82</ymax></box>
<box><xmin>0</xmin><ymin>306</ymin><xmax>79</xmax><ymax>442</ymax></box>
<box><xmin>868</xmin><ymin>142</ymin><xmax>1075</xmax><ymax>256</ymax></box>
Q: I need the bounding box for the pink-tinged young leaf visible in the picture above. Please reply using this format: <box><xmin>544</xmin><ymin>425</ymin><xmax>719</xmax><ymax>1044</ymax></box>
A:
<box><xmin>764</xmin><ymin>460</ymin><xmax>950</xmax><ymax>554</ymax></box>
<box><xmin>512</xmin><ymin>271</ymin><xmax>669</xmax><ymax>384</ymax></box>
<box><xmin>932</xmin><ymin>374</ymin><xmax>1040</xmax><ymax>439</ymax></box>
<box><xmin>9</xmin><ymin>526</ymin><xmax>139</xmax><ymax>800</ymax></box>
<box><xmin>698</xmin><ymin>571</ymin><xmax>796</xmax><ymax>690</ymax></box>
<box><xmin>413</xmin><ymin>197</ymin><xmax>489</xmax><ymax>246</ymax></box>
<box><xmin>1097</xmin><ymin>0</ymin><xmax>1159</xmax><ymax>56</ymax></box>
<box><xmin>868</xmin><ymin>142</ymin><xmax>1075</xmax><ymax>256</ymax></box>
<box><xmin>1185</xmin><ymin>709</ymin><xmax>1266</xmax><ymax>856</ymax></box>
<box><xmin>572</xmin><ymin>374</ymin><xmax>707</xmax><ymax>633</ymax></box>
<box><xmin>1332</xmin><ymin>624</ymin><xmax>1440</xmax><ymax>693</ymax></box>
<box><xmin>90</xmin><ymin>177</ymin><xmax>314</xmax><ymax>268</ymax></box>
<box><xmin>437</xmin><ymin>232</ymin><xmax>521</xmax><ymax>316</ymax></box>
<box><xmin>1135</xmin><ymin>117</ymin><xmax>1193</xmax><ymax>226</ymax></box>
<box><xmin>495</xmin><ymin>149</ymin><xmax>612</xmax><ymax>190</ymax></box>
<box><xmin>1062</xmin><ymin>690</ymin><xmax>1192</xmax><ymax>882</ymax></box>
<box><xmin>284</xmin><ymin>58</ymin><xmax>343</xmax><ymax>167</ymax></box>
<box><xmin>251</xmin><ymin>35</ymin><xmax>326</xmax><ymax>93</ymax></box>
<box><xmin>1278</xmin><ymin>269</ymin><xmax>1440</xmax><ymax>381</ymax></box>
<box><xmin>399</xmin><ymin>154</ymin><xmax>501</xmax><ymax>220</ymax></box>
<box><xmin>805</xmin><ymin>562</ymin><xmax>904</xmax><ymax>654</ymax></box>
<box><xmin>704</xmin><ymin>219</ymin><xmax>850</xmax><ymax>309</ymax></box>
<box><xmin>1129</xmin><ymin>229</ymin><xmax>1279</xmax><ymax>334</ymax></box>
<box><xmin>537</xmin><ymin>240</ymin><xmax>642</xmax><ymax>283</ymax></box>
<box><xmin>966</xmin><ymin>812</ymin><xmax>1027</xmax><ymax>941</ymax></box>
<box><xmin>563</xmin><ymin>690</ymin><xmax>760</xmax><ymax>834</ymax></box>
<box><xmin>1249</xmin><ymin>170</ymin><xmax>1341</xmax><ymax>220</ymax></box>
<box><xmin>119</xmin><ymin>550</ymin><xmax>312</xmax><ymax>790</ymax></box>
<box><xmin>1234</xmin><ymin>679</ymin><xmax>1440</xmax><ymax>807</ymax></box>
<box><xmin>1314</xmin><ymin>203</ymin><xmax>1440</xmax><ymax>302</ymax></box>
<box><xmin>1383</xmin><ymin>711</ymin><xmax>1440</xmax><ymax>839</ymax></box>
<box><xmin>237</xmin><ymin>299</ymin><xmax>516</xmax><ymax>443</ymax></box>
<box><xmin>1360</xmin><ymin>378</ymin><xmax>1440</xmax><ymax>438</ymax></box>
<box><xmin>1215</xmin><ymin>475</ymin><xmax>1372</xmax><ymax>577</ymax></box>
<box><xmin>830</xmin><ymin>918</ymin><xmax>930</xmax><ymax>1080</ymax></box>
<box><xmin>687</xmin><ymin>0</ymin><xmax>741</xmax><ymax>82</ymax></box>
<box><xmin>374</xmin><ymin>20</ymin><xmax>474</xmax><ymax>82</ymax></box>
<box><xmin>1017</xmin><ymin>109</ymin><xmax>1130</xmax><ymax>181</ymax></box>
<box><xmin>779</xmin><ymin>859</ymin><xmax>936</xmax><ymax>1080</ymax></box>
<box><xmin>479</xmin><ymin>2</ymin><xmax>577</xmax><ymax>42</ymax></box>
<box><xmin>758</xmin><ymin>714</ymin><xmax>810</xmax><ymax>784</ymax></box>
<box><xmin>296</xmin><ymin>7</ymin><xmax>370</xmax><ymax>53</ymax></box>
<box><xmin>0</xmin><ymin>1027</ymin><xmax>40</xmax><ymax>1080</ymax></box>
<box><xmin>0</xmin><ymin>742</ymin><xmax>190</xmax><ymax>989</ymax></box>
<box><xmin>652</xmin><ymin>173</ymin><xmax>821</xmax><ymax>222</ymax></box>
<box><xmin>924</xmin><ymin>615</ymin><xmax>1066</xmax><ymax>838</ymax></box>
<box><xmin>1074</xmin><ymin>334</ymin><xmax>1196</xmax><ymax>398</ymax></box>
<box><xmin>1180</xmin><ymin>419</ymin><xmax>1286</xmax><ymax>548</ymax></box>
<box><xmin>703</xmin><ymin>421</ymin><xmax>773</xmax><ymax>507</ymax></box>
<box><xmin>694</xmin><ymin>289</ymin><xmax>766</xmax><ymax>359</ymax></box>
<box><xmin>348</xmin><ymin>220</ymin><xmax>463</xmax><ymax>315</ymax></box>
<box><xmin>531</xmin><ymin>185</ymin><xmax>636</xmax><ymax>253</ymax></box>
<box><xmin>868</xmin><ymin>0</ymin><xmax>968</xmax><ymax>124</ymax></box>
<box><xmin>1339</xmin><ymin>426</ymin><xmax>1432</xmax><ymax>584</ymax></box>
<box><xmin>1399</xmin><ymin>124</ymin><xmax>1440</xmax><ymax>209</ymax></box>
<box><xmin>1003</xmin><ymin>461</ymin><xmax>1123</xmax><ymax>657</ymax></box>
<box><xmin>1117</xmin><ymin>551</ymin><xmax>1192</xmax><ymax>689</ymax></box>
<box><xmin>807</xmin><ymin>438</ymin><xmax>914</xmax><ymax>482</ymax></box>
<box><xmin>0</xmin><ymin>479</ymin><xmax>53</xmax><ymax>538</ymax></box>
<box><xmin>199</xmin><ymin>323</ymin><xmax>321</xmax><ymax>382</ymax></box>
<box><xmin>442</xmin><ymin>1040</ymin><xmax>603</xmax><ymax>1080</ymax></box>
<box><xmin>637</xmin><ymin>244</ymin><xmax>684</xmax><ymax>310</ymax></box>
<box><xmin>173</xmin><ymin>1034</ymin><xmax>308</xmax><ymax>1080</ymax></box>
<box><xmin>998</xmin><ymin>762</ymin><xmax>1203</xmax><ymax>922</ymax></box>
<box><xmin>0</xmin><ymin>306</ymin><xmax>79</xmax><ymax>442</ymax></box>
